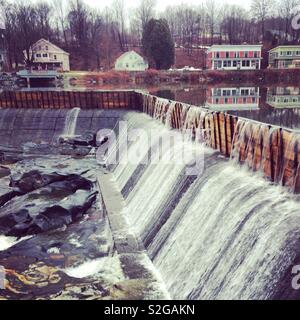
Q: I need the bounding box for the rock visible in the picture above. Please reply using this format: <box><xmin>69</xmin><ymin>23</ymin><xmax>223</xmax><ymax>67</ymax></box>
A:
<box><xmin>10</xmin><ymin>170</ymin><xmax>66</xmax><ymax>193</ymax></box>
<box><xmin>59</xmin><ymin>131</ymin><xmax>97</xmax><ymax>148</ymax></box>
<box><xmin>0</xmin><ymin>171</ymin><xmax>96</xmax><ymax>237</ymax></box>
<box><xmin>0</xmin><ymin>166</ymin><xmax>11</xmax><ymax>179</ymax></box>
<box><xmin>58</xmin><ymin>144</ymin><xmax>92</xmax><ymax>157</ymax></box>
<box><xmin>22</xmin><ymin>142</ymin><xmax>56</xmax><ymax>155</ymax></box>
<box><xmin>0</xmin><ymin>188</ymin><xmax>22</xmax><ymax>207</ymax></box>
<box><xmin>0</xmin><ymin>187</ymin><xmax>97</xmax><ymax>237</ymax></box>
<box><xmin>8</xmin><ymin>191</ymin><xmax>98</xmax><ymax>237</ymax></box>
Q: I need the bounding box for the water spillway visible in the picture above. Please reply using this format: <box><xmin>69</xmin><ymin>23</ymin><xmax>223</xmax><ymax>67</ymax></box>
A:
<box><xmin>108</xmin><ymin>111</ymin><xmax>300</xmax><ymax>300</ymax></box>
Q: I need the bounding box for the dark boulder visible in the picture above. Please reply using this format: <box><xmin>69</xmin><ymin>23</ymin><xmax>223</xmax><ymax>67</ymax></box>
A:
<box><xmin>0</xmin><ymin>188</ymin><xmax>23</xmax><ymax>207</ymax></box>
<box><xmin>58</xmin><ymin>144</ymin><xmax>92</xmax><ymax>157</ymax></box>
<box><xmin>59</xmin><ymin>131</ymin><xmax>97</xmax><ymax>148</ymax></box>
<box><xmin>0</xmin><ymin>166</ymin><xmax>11</xmax><ymax>178</ymax></box>
<box><xmin>10</xmin><ymin>170</ymin><xmax>66</xmax><ymax>193</ymax></box>
<box><xmin>0</xmin><ymin>187</ymin><xmax>98</xmax><ymax>237</ymax></box>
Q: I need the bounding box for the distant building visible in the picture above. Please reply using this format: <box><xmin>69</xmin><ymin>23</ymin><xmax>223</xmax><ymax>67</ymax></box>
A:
<box><xmin>268</xmin><ymin>46</ymin><xmax>300</xmax><ymax>69</ymax></box>
<box><xmin>206</xmin><ymin>86</ymin><xmax>260</xmax><ymax>110</ymax></box>
<box><xmin>115</xmin><ymin>51</ymin><xmax>148</xmax><ymax>71</ymax></box>
<box><xmin>267</xmin><ymin>87</ymin><xmax>300</xmax><ymax>108</ymax></box>
<box><xmin>207</xmin><ymin>45</ymin><xmax>262</xmax><ymax>70</ymax></box>
<box><xmin>24</xmin><ymin>39</ymin><xmax>70</xmax><ymax>72</ymax></box>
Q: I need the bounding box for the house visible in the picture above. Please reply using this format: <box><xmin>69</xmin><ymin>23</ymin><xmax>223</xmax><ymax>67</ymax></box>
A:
<box><xmin>115</xmin><ymin>51</ymin><xmax>148</xmax><ymax>71</ymax></box>
<box><xmin>267</xmin><ymin>87</ymin><xmax>300</xmax><ymax>108</ymax></box>
<box><xmin>24</xmin><ymin>39</ymin><xmax>70</xmax><ymax>72</ymax></box>
<box><xmin>206</xmin><ymin>86</ymin><xmax>260</xmax><ymax>110</ymax></box>
<box><xmin>268</xmin><ymin>46</ymin><xmax>300</xmax><ymax>69</ymax></box>
<box><xmin>206</xmin><ymin>45</ymin><xmax>262</xmax><ymax>70</ymax></box>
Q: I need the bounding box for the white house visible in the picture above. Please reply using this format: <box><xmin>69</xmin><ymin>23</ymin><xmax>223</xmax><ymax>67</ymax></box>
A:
<box><xmin>24</xmin><ymin>39</ymin><xmax>70</xmax><ymax>72</ymax></box>
<box><xmin>115</xmin><ymin>51</ymin><xmax>148</xmax><ymax>71</ymax></box>
<box><xmin>207</xmin><ymin>45</ymin><xmax>263</xmax><ymax>70</ymax></box>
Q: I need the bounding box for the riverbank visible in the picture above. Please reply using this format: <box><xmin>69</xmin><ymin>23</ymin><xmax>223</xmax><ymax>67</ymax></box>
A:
<box><xmin>65</xmin><ymin>69</ymin><xmax>300</xmax><ymax>88</ymax></box>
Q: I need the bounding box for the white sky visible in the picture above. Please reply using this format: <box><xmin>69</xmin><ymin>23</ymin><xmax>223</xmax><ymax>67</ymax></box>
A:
<box><xmin>0</xmin><ymin>0</ymin><xmax>252</xmax><ymax>29</ymax></box>
<box><xmin>83</xmin><ymin>0</ymin><xmax>251</xmax><ymax>11</ymax></box>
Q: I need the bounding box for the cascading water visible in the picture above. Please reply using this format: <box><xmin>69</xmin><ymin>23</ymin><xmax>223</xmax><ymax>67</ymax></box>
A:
<box><xmin>109</xmin><ymin>100</ymin><xmax>300</xmax><ymax>300</ymax></box>
<box><xmin>63</xmin><ymin>107</ymin><xmax>80</xmax><ymax>136</ymax></box>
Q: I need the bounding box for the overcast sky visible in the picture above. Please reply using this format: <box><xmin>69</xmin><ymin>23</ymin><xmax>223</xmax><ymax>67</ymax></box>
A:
<box><xmin>0</xmin><ymin>0</ymin><xmax>252</xmax><ymax>29</ymax></box>
<box><xmin>83</xmin><ymin>0</ymin><xmax>251</xmax><ymax>11</ymax></box>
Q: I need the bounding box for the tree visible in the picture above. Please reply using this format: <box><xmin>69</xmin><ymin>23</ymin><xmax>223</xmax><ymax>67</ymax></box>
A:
<box><xmin>142</xmin><ymin>18</ymin><xmax>175</xmax><ymax>70</ymax></box>
<box><xmin>206</xmin><ymin>0</ymin><xmax>220</xmax><ymax>45</ymax></box>
<box><xmin>251</xmin><ymin>0</ymin><xmax>273</xmax><ymax>40</ymax></box>
<box><xmin>136</xmin><ymin>0</ymin><xmax>156</xmax><ymax>31</ymax></box>
<box><xmin>112</xmin><ymin>0</ymin><xmax>127</xmax><ymax>52</ymax></box>
<box><xmin>278</xmin><ymin>0</ymin><xmax>298</xmax><ymax>41</ymax></box>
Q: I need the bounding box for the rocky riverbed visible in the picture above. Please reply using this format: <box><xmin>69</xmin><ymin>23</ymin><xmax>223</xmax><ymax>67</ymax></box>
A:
<box><xmin>0</xmin><ymin>134</ymin><xmax>168</xmax><ymax>300</ymax></box>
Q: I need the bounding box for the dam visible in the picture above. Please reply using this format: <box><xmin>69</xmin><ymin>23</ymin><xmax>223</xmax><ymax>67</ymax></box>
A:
<box><xmin>0</xmin><ymin>89</ymin><xmax>299</xmax><ymax>300</ymax></box>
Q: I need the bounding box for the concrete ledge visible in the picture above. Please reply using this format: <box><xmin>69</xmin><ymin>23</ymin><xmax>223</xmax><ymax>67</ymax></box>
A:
<box><xmin>97</xmin><ymin>171</ymin><xmax>169</xmax><ymax>299</ymax></box>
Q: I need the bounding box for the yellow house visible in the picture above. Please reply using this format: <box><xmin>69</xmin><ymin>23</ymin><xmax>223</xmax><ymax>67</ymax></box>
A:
<box><xmin>24</xmin><ymin>39</ymin><xmax>70</xmax><ymax>72</ymax></box>
<box><xmin>269</xmin><ymin>45</ymin><xmax>300</xmax><ymax>69</ymax></box>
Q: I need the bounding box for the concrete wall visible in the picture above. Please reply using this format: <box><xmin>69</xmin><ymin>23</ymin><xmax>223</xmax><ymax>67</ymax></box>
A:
<box><xmin>0</xmin><ymin>108</ymin><xmax>127</xmax><ymax>147</ymax></box>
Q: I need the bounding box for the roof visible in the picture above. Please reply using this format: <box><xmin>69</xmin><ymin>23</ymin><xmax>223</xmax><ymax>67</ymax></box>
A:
<box><xmin>31</xmin><ymin>38</ymin><xmax>69</xmax><ymax>55</ymax></box>
<box><xmin>269</xmin><ymin>45</ymin><xmax>300</xmax><ymax>52</ymax></box>
<box><xmin>115</xmin><ymin>50</ymin><xmax>147</xmax><ymax>62</ymax></box>
<box><xmin>208</xmin><ymin>44</ymin><xmax>262</xmax><ymax>51</ymax></box>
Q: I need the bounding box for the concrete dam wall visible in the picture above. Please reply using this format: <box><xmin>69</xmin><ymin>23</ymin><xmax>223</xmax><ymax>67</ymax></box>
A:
<box><xmin>0</xmin><ymin>108</ymin><xmax>127</xmax><ymax>147</ymax></box>
<box><xmin>1</xmin><ymin>89</ymin><xmax>298</xmax><ymax>192</ymax></box>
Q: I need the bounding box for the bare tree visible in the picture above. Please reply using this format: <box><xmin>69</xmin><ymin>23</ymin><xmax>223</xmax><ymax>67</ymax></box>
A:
<box><xmin>112</xmin><ymin>0</ymin><xmax>127</xmax><ymax>52</ymax></box>
<box><xmin>136</xmin><ymin>0</ymin><xmax>156</xmax><ymax>31</ymax></box>
<box><xmin>251</xmin><ymin>0</ymin><xmax>273</xmax><ymax>40</ymax></box>
<box><xmin>278</xmin><ymin>0</ymin><xmax>298</xmax><ymax>41</ymax></box>
<box><xmin>205</xmin><ymin>0</ymin><xmax>220</xmax><ymax>45</ymax></box>
<box><xmin>52</xmin><ymin>0</ymin><xmax>69</xmax><ymax>46</ymax></box>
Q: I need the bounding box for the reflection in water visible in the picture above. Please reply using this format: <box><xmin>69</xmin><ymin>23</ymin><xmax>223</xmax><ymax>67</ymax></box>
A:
<box><xmin>267</xmin><ymin>87</ymin><xmax>300</xmax><ymax>108</ymax></box>
<box><xmin>206</xmin><ymin>87</ymin><xmax>260</xmax><ymax>111</ymax></box>
<box><xmin>152</xmin><ymin>85</ymin><xmax>300</xmax><ymax>131</ymax></box>
<box><xmin>2</xmin><ymin>81</ymin><xmax>300</xmax><ymax>130</ymax></box>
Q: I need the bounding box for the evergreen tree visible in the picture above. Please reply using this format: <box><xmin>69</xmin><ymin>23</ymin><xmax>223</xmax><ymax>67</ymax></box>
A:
<box><xmin>142</xmin><ymin>18</ymin><xmax>175</xmax><ymax>70</ymax></box>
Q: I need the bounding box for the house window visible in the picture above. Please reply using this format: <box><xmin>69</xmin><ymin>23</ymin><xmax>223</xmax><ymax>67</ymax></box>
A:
<box><xmin>36</xmin><ymin>53</ymin><xmax>41</xmax><ymax>58</ymax></box>
<box><xmin>254</xmin><ymin>52</ymin><xmax>258</xmax><ymax>58</ymax></box>
<box><xmin>43</xmin><ymin>53</ymin><xmax>48</xmax><ymax>57</ymax></box>
<box><xmin>226</xmin><ymin>52</ymin><xmax>229</xmax><ymax>58</ymax></box>
<box><xmin>233</xmin><ymin>61</ymin><xmax>237</xmax><ymax>67</ymax></box>
<box><xmin>216</xmin><ymin>52</ymin><xmax>220</xmax><ymax>58</ymax></box>
<box><xmin>54</xmin><ymin>55</ymin><xmax>57</xmax><ymax>60</ymax></box>
<box><xmin>242</xmin><ymin>60</ymin><xmax>250</xmax><ymax>67</ymax></box>
<box><xmin>245</xmin><ymin>52</ymin><xmax>249</xmax><ymax>58</ymax></box>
